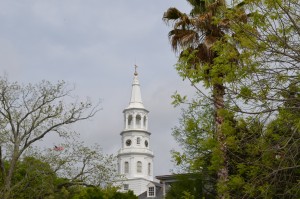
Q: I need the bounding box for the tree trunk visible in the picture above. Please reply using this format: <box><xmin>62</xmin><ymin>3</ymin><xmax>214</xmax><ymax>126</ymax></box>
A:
<box><xmin>2</xmin><ymin>146</ymin><xmax>20</xmax><ymax>199</ymax></box>
<box><xmin>213</xmin><ymin>83</ymin><xmax>229</xmax><ymax>199</ymax></box>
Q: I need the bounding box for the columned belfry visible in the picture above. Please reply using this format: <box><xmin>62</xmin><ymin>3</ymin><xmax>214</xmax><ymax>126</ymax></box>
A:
<box><xmin>117</xmin><ymin>66</ymin><xmax>154</xmax><ymax>195</ymax></box>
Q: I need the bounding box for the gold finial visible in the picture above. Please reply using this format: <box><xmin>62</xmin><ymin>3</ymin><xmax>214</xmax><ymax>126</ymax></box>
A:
<box><xmin>134</xmin><ymin>64</ymin><xmax>138</xmax><ymax>76</ymax></box>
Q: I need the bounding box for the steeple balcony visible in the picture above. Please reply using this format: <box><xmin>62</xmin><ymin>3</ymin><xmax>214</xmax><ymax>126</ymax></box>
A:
<box><xmin>117</xmin><ymin>148</ymin><xmax>154</xmax><ymax>157</ymax></box>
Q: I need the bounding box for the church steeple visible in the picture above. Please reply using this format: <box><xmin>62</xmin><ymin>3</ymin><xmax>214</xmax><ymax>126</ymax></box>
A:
<box><xmin>117</xmin><ymin>66</ymin><xmax>154</xmax><ymax>196</ymax></box>
<box><xmin>127</xmin><ymin>65</ymin><xmax>144</xmax><ymax>109</ymax></box>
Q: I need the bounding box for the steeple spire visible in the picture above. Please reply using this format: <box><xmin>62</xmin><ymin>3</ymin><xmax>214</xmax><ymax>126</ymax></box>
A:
<box><xmin>134</xmin><ymin>64</ymin><xmax>138</xmax><ymax>76</ymax></box>
<box><xmin>127</xmin><ymin>65</ymin><xmax>144</xmax><ymax>109</ymax></box>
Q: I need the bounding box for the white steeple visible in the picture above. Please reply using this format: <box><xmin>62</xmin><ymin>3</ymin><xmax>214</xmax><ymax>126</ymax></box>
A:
<box><xmin>127</xmin><ymin>66</ymin><xmax>144</xmax><ymax>109</ymax></box>
<box><xmin>117</xmin><ymin>66</ymin><xmax>154</xmax><ymax>196</ymax></box>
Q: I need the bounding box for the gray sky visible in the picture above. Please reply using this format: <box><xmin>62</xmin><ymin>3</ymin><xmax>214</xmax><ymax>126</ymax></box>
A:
<box><xmin>0</xmin><ymin>1</ymin><xmax>194</xmax><ymax>176</ymax></box>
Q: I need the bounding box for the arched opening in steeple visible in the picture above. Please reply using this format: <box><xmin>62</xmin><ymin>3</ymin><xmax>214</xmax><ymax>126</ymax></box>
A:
<box><xmin>148</xmin><ymin>163</ymin><xmax>151</xmax><ymax>176</ymax></box>
<box><xmin>137</xmin><ymin>161</ymin><xmax>142</xmax><ymax>173</ymax></box>
<box><xmin>136</xmin><ymin>114</ymin><xmax>141</xmax><ymax>128</ymax></box>
<box><xmin>128</xmin><ymin>115</ymin><xmax>133</xmax><ymax>128</ymax></box>
<box><xmin>143</xmin><ymin>116</ymin><xmax>147</xmax><ymax>129</ymax></box>
<box><xmin>124</xmin><ymin>161</ymin><xmax>129</xmax><ymax>174</ymax></box>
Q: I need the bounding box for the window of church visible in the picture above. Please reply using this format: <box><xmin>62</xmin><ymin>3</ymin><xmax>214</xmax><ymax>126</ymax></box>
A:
<box><xmin>137</xmin><ymin>137</ymin><xmax>141</xmax><ymax>145</ymax></box>
<box><xmin>137</xmin><ymin>161</ymin><xmax>142</xmax><ymax>173</ymax></box>
<box><xmin>124</xmin><ymin>184</ymin><xmax>129</xmax><ymax>190</ymax></box>
<box><xmin>124</xmin><ymin>162</ymin><xmax>129</xmax><ymax>173</ymax></box>
<box><xmin>148</xmin><ymin>186</ymin><xmax>155</xmax><ymax>197</ymax></box>
<box><xmin>136</xmin><ymin>115</ymin><xmax>141</xmax><ymax>128</ymax></box>
<box><xmin>128</xmin><ymin>115</ymin><xmax>133</xmax><ymax>128</ymax></box>
<box><xmin>148</xmin><ymin>163</ymin><xmax>151</xmax><ymax>175</ymax></box>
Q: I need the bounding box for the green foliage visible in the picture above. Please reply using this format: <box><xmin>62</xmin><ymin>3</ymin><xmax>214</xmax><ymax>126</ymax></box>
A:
<box><xmin>70</xmin><ymin>186</ymin><xmax>137</xmax><ymax>199</ymax></box>
<box><xmin>72</xmin><ymin>187</ymin><xmax>105</xmax><ymax>199</ymax></box>
<box><xmin>167</xmin><ymin>0</ymin><xmax>300</xmax><ymax>197</ymax></box>
<box><xmin>165</xmin><ymin>174</ymin><xmax>215</xmax><ymax>199</ymax></box>
<box><xmin>172</xmin><ymin>92</ymin><xmax>187</xmax><ymax>107</ymax></box>
<box><xmin>171</xmin><ymin>100</ymin><xmax>215</xmax><ymax>173</ymax></box>
<box><xmin>0</xmin><ymin>157</ymin><xmax>135</xmax><ymax>199</ymax></box>
<box><xmin>225</xmin><ymin>110</ymin><xmax>300</xmax><ymax>198</ymax></box>
<box><xmin>226</xmin><ymin>0</ymin><xmax>300</xmax><ymax>115</ymax></box>
<box><xmin>170</xmin><ymin>79</ymin><xmax>300</xmax><ymax>198</ymax></box>
<box><xmin>0</xmin><ymin>157</ymin><xmax>57</xmax><ymax>199</ymax></box>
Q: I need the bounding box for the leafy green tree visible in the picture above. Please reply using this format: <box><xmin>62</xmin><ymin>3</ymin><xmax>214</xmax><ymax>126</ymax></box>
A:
<box><xmin>0</xmin><ymin>77</ymin><xmax>99</xmax><ymax>199</ymax></box>
<box><xmin>32</xmin><ymin>140</ymin><xmax>119</xmax><ymax>188</ymax></box>
<box><xmin>224</xmin><ymin>0</ymin><xmax>300</xmax><ymax>117</ymax></box>
<box><xmin>3</xmin><ymin>157</ymin><xmax>56</xmax><ymax>199</ymax></box>
<box><xmin>225</xmin><ymin>2</ymin><xmax>300</xmax><ymax>196</ymax></box>
<box><xmin>171</xmin><ymin>100</ymin><xmax>217</xmax><ymax>188</ymax></box>
<box><xmin>165</xmin><ymin>0</ymin><xmax>300</xmax><ymax>198</ymax></box>
<box><xmin>171</xmin><ymin>99</ymin><xmax>229</xmax><ymax>198</ymax></box>
<box><xmin>0</xmin><ymin>147</ymin><xmax>123</xmax><ymax>199</ymax></box>
<box><xmin>172</xmin><ymin>96</ymin><xmax>300</xmax><ymax>198</ymax></box>
<box><xmin>69</xmin><ymin>186</ymin><xmax>137</xmax><ymax>199</ymax></box>
<box><xmin>165</xmin><ymin>173</ymin><xmax>215</xmax><ymax>199</ymax></box>
<box><xmin>226</xmin><ymin>84</ymin><xmax>300</xmax><ymax>198</ymax></box>
<box><xmin>163</xmin><ymin>1</ymin><xmax>240</xmax><ymax>197</ymax></box>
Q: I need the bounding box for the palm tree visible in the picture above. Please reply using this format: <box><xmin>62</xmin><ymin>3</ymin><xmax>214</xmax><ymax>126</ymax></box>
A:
<box><xmin>163</xmin><ymin>1</ymin><xmax>231</xmax><ymax>198</ymax></box>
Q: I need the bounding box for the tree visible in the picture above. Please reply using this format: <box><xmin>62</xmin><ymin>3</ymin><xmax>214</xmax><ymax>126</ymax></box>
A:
<box><xmin>171</xmin><ymin>103</ymin><xmax>217</xmax><ymax>198</ymax></box>
<box><xmin>0</xmin><ymin>78</ymin><xmax>99</xmax><ymax>199</ymax></box>
<box><xmin>0</xmin><ymin>155</ymin><xmax>131</xmax><ymax>199</ymax></box>
<box><xmin>1</xmin><ymin>156</ymin><xmax>57</xmax><ymax>199</ymax></box>
<box><xmin>226</xmin><ymin>83</ymin><xmax>300</xmax><ymax>198</ymax></box>
<box><xmin>224</xmin><ymin>0</ymin><xmax>300</xmax><ymax>117</ymax></box>
<box><xmin>224</xmin><ymin>2</ymin><xmax>300</xmax><ymax>196</ymax></box>
<box><xmin>165</xmin><ymin>173</ymin><xmax>215</xmax><ymax>199</ymax></box>
<box><xmin>165</xmin><ymin>0</ymin><xmax>300</xmax><ymax>198</ymax></box>
<box><xmin>69</xmin><ymin>186</ymin><xmax>137</xmax><ymax>199</ymax></box>
<box><xmin>172</xmin><ymin>95</ymin><xmax>300</xmax><ymax>198</ymax></box>
<box><xmin>36</xmin><ymin>140</ymin><xmax>119</xmax><ymax>188</ymax></box>
<box><xmin>222</xmin><ymin>107</ymin><xmax>300</xmax><ymax>198</ymax></box>
<box><xmin>163</xmin><ymin>1</ymin><xmax>245</xmax><ymax>197</ymax></box>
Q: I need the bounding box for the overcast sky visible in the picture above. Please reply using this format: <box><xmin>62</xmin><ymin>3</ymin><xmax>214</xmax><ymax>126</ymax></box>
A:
<box><xmin>0</xmin><ymin>1</ymin><xmax>195</xmax><ymax>176</ymax></box>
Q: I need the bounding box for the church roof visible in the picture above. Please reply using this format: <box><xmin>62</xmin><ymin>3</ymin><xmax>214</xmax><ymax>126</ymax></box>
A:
<box><xmin>127</xmin><ymin>70</ymin><xmax>145</xmax><ymax>109</ymax></box>
<box><xmin>138</xmin><ymin>181</ymin><xmax>163</xmax><ymax>199</ymax></box>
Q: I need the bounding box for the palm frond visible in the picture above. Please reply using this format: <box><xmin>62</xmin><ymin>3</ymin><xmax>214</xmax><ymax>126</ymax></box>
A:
<box><xmin>179</xmin><ymin>45</ymin><xmax>210</xmax><ymax>70</ymax></box>
<box><xmin>163</xmin><ymin>7</ymin><xmax>184</xmax><ymax>22</ymax></box>
<box><xmin>187</xmin><ymin>0</ymin><xmax>206</xmax><ymax>15</ymax></box>
<box><xmin>196</xmin><ymin>44</ymin><xmax>211</xmax><ymax>63</ymax></box>
<box><xmin>204</xmin><ymin>35</ymin><xmax>217</xmax><ymax>51</ymax></box>
<box><xmin>195</xmin><ymin>12</ymin><xmax>213</xmax><ymax>30</ymax></box>
<box><xmin>218</xmin><ymin>18</ymin><xmax>230</xmax><ymax>29</ymax></box>
<box><xmin>169</xmin><ymin>29</ymin><xmax>199</xmax><ymax>52</ymax></box>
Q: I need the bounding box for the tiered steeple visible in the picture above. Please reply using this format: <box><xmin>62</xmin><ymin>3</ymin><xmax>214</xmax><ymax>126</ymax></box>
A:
<box><xmin>117</xmin><ymin>67</ymin><xmax>154</xmax><ymax>196</ymax></box>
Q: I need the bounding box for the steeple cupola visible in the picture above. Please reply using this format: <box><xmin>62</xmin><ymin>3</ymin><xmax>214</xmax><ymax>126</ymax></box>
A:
<box><xmin>124</xmin><ymin>66</ymin><xmax>149</xmax><ymax>131</ymax></box>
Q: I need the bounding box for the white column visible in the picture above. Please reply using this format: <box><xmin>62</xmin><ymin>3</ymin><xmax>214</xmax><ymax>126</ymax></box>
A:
<box><xmin>125</xmin><ymin>115</ymin><xmax>128</xmax><ymax>129</ymax></box>
<box><xmin>133</xmin><ymin>113</ymin><xmax>136</xmax><ymax>129</ymax></box>
<box><xmin>145</xmin><ymin>116</ymin><xmax>148</xmax><ymax>131</ymax></box>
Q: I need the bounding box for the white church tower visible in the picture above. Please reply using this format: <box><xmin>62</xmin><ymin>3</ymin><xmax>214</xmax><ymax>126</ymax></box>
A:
<box><xmin>117</xmin><ymin>66</ymin><xmax>154</xmax><ymax>196</ymax></box>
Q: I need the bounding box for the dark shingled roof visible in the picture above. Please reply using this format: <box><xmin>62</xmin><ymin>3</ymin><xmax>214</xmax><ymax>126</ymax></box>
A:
<box><xmin>138</xmin><ymin>182</ymin><xmax>163</xmax><ymax>199</ymax></box>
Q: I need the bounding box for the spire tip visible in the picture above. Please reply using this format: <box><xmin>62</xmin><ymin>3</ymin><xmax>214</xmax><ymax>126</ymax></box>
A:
<box><xmin>134</xmin><ymin>64</ymin><xmax>138</xmax><ymax>76</ymax></box>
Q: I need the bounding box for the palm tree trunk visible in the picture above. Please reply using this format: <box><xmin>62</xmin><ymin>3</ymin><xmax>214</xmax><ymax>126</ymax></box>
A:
<box><xmin>213</xmin><ymin>82</ymin><xmax>229</xmax><ymax>199</ymax></box>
